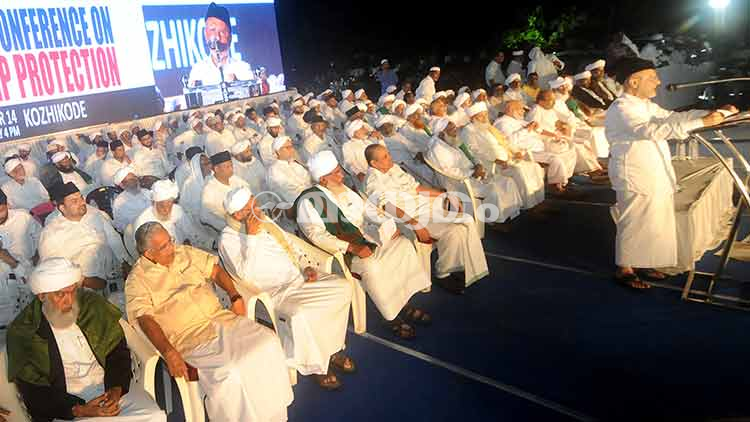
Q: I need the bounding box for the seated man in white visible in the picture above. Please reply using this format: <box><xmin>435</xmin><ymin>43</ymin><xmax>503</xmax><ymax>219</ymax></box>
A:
<box><xmin>258</xmin><ymin>117</ymin><xmax>284</xmax><ymax>166</ymax></box>
<box><xmin>126</xmin><ymin>222</ymin><xmax>293</xmax><ymax>422</ymax></box>
<box><xmin>45</xmin><ymin>151</ymin><xmax>95</xmax><ymax>197</ymax></box>
<box><xmin>200</xmin><ymin>151</ymin><xmax>249</xmax><ymax>233</ymax></box>
<box><xmin>132</xmin><ymin>129</ymin><xmax>171</xmax><ymax>181</ymax></box>
<box><xmin>286</xmin><ymin>98</ymin><xmax>310</xmax><ymax>143</ymax></box>
<box><xmin>111</xmin><ymin>166</ymin><xmax>151</xmax><ymax>233</ymax></box>
<box><xmin>398</xmin><ymin>103</ymin><xmax>432</xmax><ymax>154</ymax></box>
<box><xmin>364</xmin><ymin>144</ymin><xmax>488</xmax><ymax>295</ymax></box>
<box><xmin>460</xmin><ymin>102</ymin><xmax>545</xmax><ymax>210</ymax></box>
<box><xmin>549</xmin><ymin>76</ymin><xmax>610</xmax><ymax>159</ymax></box>
<box><xmin>267</xmin><ymin>136</ymin><xmax>313</xmax><ymax>208</ymax></box>
<box><xmin>301</xmin><ymin>114</ymin><xmax>342</xmax><ymax>163</ymax></box>
<box><xmin>204</xmin><ymin>114</ymin><xmax>239</xmax><ymax>157</ymax></box>
<box><xmin>1</xmin><ymin>158</ymin><xmax>49</xmax><ymax>210</ymax></box>
<box><xmin>230</xmin><ymin>140</ymin><xmax>267</xmax><ymax>195</ymax></box>
<box><xmin>296</xmin><ymin>151</ymin><xmax>432</xmax><ymax>339</ymax></box>
<box><xmin>172</xmin><ymin>118</ymin><xmax>207</xmax><ymax>156</ymax></box>
<box><xmin>99</xmin><ymin>140</ymin><xmax>133</xmax><ymax>187</ymax></box>
<box><xmin>39</xmin><ymin>182</ymin><xmax>129</xmax><ymax>291</ymax></box>
<box><xmin>0</xmin><ymin>189</ymin><xmax>42</xmax><ymax>283</ymax></box>
<box><xmin>495</xmin><ymin>100</ymin><xmax>578</xmax><ymax>194</ymax></box>
<box><xmin>341</xmin><ymin>119</ymin><xmax>384</xmax><ymax>184</ymax></box>
<box><xmin>83</xmin><ymin>140</ymin><xmax>109</xmax><ymax>185</ymax></box>
<box><xmin>180</xmin><ymin>151</ymin><xmax>212</xmax><ymax>224</ymax></box>
<box><xmin>426</xmin><ymin>118</ymin><xmax>523</xmax><ymax>226</ymax></box>
<box><xmin>377</xmin><ymin>115</ymin><xmax>438</xmax><ymax>187</ymax></box>
<box><xmin>7</xmin><ymin>258</ymin><xmax>166</xmax><ymax>422</ymax></box>
<box><xmin>16</xmin><ymin>143</ymin><xmax>38</xmax><ymax>178</ymax></box>
<box><xmin>219</xmin><ymin>186</ymin><xmax>355</xmax><ymax>390</ymax></box>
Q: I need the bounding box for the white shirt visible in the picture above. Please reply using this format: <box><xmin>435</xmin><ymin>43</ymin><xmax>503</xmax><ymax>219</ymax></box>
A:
<box><xmin>132</xmin><ymin>204</ymin><xmax>200</xmax><ymax>250</ymax></box>
<box><xmin>384</xmin><ymin>133</ymin><xmax>417</xmax><ymax>164</ymax></box>
<box><xmin>1</xmin><ymin>177</ymin><xmax>49</xmax><ymax>210</ymax></box>
<box><xmin>494</xmin><ymin>115</ymin><xmax>546</xmax><ymax>153</ymax></box>
<box><xmin>172</xmin><ymin>130</ymin><xmax>206</xmax><ymax>154</ymax></box>
<box><xmin>188</xmin><ymin>55</ymin><xmax>254</xmax><ymax>87</ymax></box>
<box><xmin>321</xmin><ymin>105</ymin><xmax>346</xmax><ymax>129</ymax></box>
<box><xmin>258</xmin><ymin>133</ymin><xmax>280</xmax><ymax>166</ymax></box>
<box><xmin>83</xmin><ymin>154</ymin><xmax>106</xmax><ymax>184</ymax></box>
<box><xmin>232</xmin><ymin>157</ymin><xmax>267</xmax><ymax>195</ymax></box>
<box><xmin>205</xmin><ymin>129</ymin><xmax>238</xmax><ymax>157</ymax></box>
<box><xmin>233</xmin><ymin>126</ymin><xmax>262</xmax><ymax>144</ymax></box>
<box><xmin>338</xmin><ymin>99</ymin><xmax>355</xmax><ymax>114</ymax></box>
<box><xmin>286</xmin><ymin>113</ymin><xmax>309</xmax><ymax>143</ymax></box>
<box><xmin>342</xmin><ymin>137</ymin><xmax>379</xmax><ymax>176</ymax></box>
<box><xmin>526</xmin><ymin>104</ymin><xmax>560</xmax><ymax>133</ymax></box>
<box><xmin>605</xmin><ymin>93</ymin><xmax>705</xmax><ymax>195</ymax></box>
<box><xmin>507</xmin><ymin>60</ymin><xmax>524</xmax><ymax>79</ymax></box>
<box><xmin>132</xmin><ymin>146</ymin><xmax>171</xmax><ymax>178</ymax></box>
<box><xmin>460</xmin><ymin>122</ymin><xmax>510</xmax><ymax>168</ymax></box>
<box><xmin>485</xmin><ymin>61</ymin><xmax>505</xmax><ymax>87</ymax></box>
<box><xmin>60</xmin><ymin>170</ymin><xmax>92</xmax><ymax>197</ymax></box>
<box><xmin>112</xmin><ymin>189</ymin><xmax>151</xmax><ymax>232</ymax></box>
<box><xmin>49</xmin><ymin>324</ymin><xmax>106</xmax><ymax>402</ymax></box>
<box><xmin>398</xmin><ymin>124</ymin><xmax>431</xmax><ymax>154</ymax></box>
<box><xmin>302</xmin><ymin>132</ymin><xmax>340</xmax><ymax>164</ymax></box>
<box><xmin>425</xmin><ymin>136</ymin><xmax>474</xmax><ymax>180</ymax></box>
<box><xmin>415</xmin><ymin>76</ymin><xmax>436</xmax><ymax>101</ymax></box>
<box><xmin>503</xmin><ymin>88</ymin><xmax>528</xmax><ymax>104</ymax></box>
<box><xmin>364</xmin><ymin>165</ymin><xmax>422</xmax><ymax>218</ymax></box>
<box><xmin>200</xmin><ymin>175</ymin><xmax>249</xmax><ymax>232</ymax></box>
<box><xmin>267</xmin><ymin>160</ymin><xmax>312</xmax><ymax>204</ymax></box>
<box><xmin>0</xmin><ymin>209</ymin><xmax>41</xmax><ymax>279</ymax></box>
<box><xmin>98</xmin><ymin>157</ymin><xmax>131</xmax><ymax>187</ymax></box>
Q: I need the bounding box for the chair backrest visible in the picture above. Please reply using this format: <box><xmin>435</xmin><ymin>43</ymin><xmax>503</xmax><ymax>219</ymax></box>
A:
<box><xmin>86</xmin><ymin>186</ymin><xmax>122</xmax><ymax>220</ymax></box>
<box><xmin>0</xmin><ymin>347</ymin><xmax>31</xmax><ymax>422</ymax></box>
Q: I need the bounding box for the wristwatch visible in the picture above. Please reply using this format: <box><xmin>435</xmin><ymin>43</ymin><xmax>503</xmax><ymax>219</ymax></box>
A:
<box><xmin>230</xmin><ymin>293</ymin><xmax>243</xmax><ymax>303</ymax></box>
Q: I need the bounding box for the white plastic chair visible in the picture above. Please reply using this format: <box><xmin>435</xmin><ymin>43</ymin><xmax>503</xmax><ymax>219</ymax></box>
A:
<box><xmin>423</xmin><ymin>157</ymin><xmax>485</xmax><ymax>239</ymax></box>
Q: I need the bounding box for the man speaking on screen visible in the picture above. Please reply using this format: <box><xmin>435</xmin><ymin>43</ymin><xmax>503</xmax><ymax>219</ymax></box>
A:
<box><xmin>188</xmin><ymin>2</ymin><xmax>255</xmax><ymax>87</ymax></box>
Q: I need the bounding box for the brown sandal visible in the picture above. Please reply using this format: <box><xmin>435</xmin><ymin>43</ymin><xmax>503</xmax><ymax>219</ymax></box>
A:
<box><xmin>314</xmin><ymin>371</ymin><xmax>341</xmax><ymax>391</ymax></box>
<box><xmin>330</xmin><ymin>352</ymin><xmax>356</xmax><ymax>374</ymax></box>
<box><xmin>389</xmin><ymin>318</ymin><xmax>416</xmax><ymax>340</ymax></box>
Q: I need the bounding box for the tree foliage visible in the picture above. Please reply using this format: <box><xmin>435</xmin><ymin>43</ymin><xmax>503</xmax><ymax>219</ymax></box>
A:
<box><xmin>503</xmin><ymin>6</ymin><xmax>581</xmax><ymax>50</ymax></box>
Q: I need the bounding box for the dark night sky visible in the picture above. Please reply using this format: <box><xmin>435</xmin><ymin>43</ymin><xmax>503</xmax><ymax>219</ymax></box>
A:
<box><xmin>272</xmin><ymin>0</ymin><xmax>750</xmax><ymax>85</ymax></box>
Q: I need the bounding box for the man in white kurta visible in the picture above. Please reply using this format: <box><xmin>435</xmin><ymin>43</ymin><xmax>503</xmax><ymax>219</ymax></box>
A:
<box><xmin>549</xmin><ymin>76</ymin><xmax>610</xmax><ymax>159</ymax></box>
<box><xmin>132</xmin><ymin>130</ymin><xmax>171</xmax><ymax>179</ymax></box>
<box><xmin>495</xmin><ymin>101</ymin><xmax>577</xmax><ymax>190</ymax></box>
<box><xmin>364</xmin><ymin>144</ymin><xmax>489</xmax><ymax>291</ymax></box>
<box><xmin>426</xmin><ymin>119</ymin><xmax>522</xmax><ymax>224</ymax></box>
<box><xmin>219</xmin><ymin>187</ymin><xmax>354</xmax><ymax>387</ymax></box>
<box><xmin>258</xmin><ymin>117</ymin><xmax>284</xmax><ymax>166</ymax></box>
<box><xmin>485</xmin><ymin>52</ymin><xmax>505</xmax><ymax>88</ymax></box>
<box><xmin>297</xmin><ymin>151</ymin><xmax>431</xmax><ymax>337</ymax></box>
<box><xmin>378</xmin><ymin>115</ymin><xmax>438</xmax><ymax>187</ymax></box>
<box><xmin>267</xmin><ymin>137</ymin><xmax>313</xmax><ymax>207</ymax></box>
<box><xmin>204</xmin><ymin>115</ymin><xmax>239</xmax><ymax>157</ymax></box>
<box><xmin>229</xmin><ymin>140</ymin><xmax>267</xmax><ymax>195</ymax></box>
<box><xmin>172</xmin><ymin>118</ymin><xmax>207</xmax><ymax>156</ymax></box>
<box><xmin>415</xmin><ymin>67</ymin><xmax>440</xmax><ymax>101</ymax></box>
<box><xmin>99</xmin><ymin>140</ymin><xmax>133</xmax><ymax>187</ymax></box>
<box><xmin>200</xmin><ymin>151</ymin><xmax>249</xmax><ymax>233</ymax></box>
<box><xmin>286</xmin><ymin>99</ymin><xmax>310</xmax><ymax>144</ymax></box>
<box><xmin>604</xmin><ymin>57</ymin><xmax>727</xmax><ymax>286</ymax></box>
<box><xmin>39</xmin><ymin>182</ymin><xmax>128</xmax><ymax>289</ymax></box>
<box><xmin>460</xmin><ymin>103</ymin><xmax>545</xmax><ymax>209</ymax></box>
<box><xmin>16</xmin><ymin>144</ymin><xmax>38</xmax><ymax>178</ymax></box>
<box><xmin>301</xmin><ymin>115</ymin><xmax>342</xmax><ymax>163</ymax></box>
<box><xmin>83</xmin><ymin>142</ymin><xmax>109</xmax><ymax>185</ymax></box>
<box><xmin>111</xmin><ymin>167</ymin><xmax>152</xmax><ymax>233</ymax></box>
<box><xmin>341</xmin><ymin>119</ymin><xmax>383</xmax><ymax>183</ymax></box>
<box><xmin>125</xmin><ymin>224</ymin><xmax>293</xmax><ymax>422</ymax></box>
<box><xmin>0</xmin><ymin>192</ymin><xmax>42</xmax><ymax>282</ymax></box>
<box><xmin>2</xmin><ymin>159</ymin><xmax>49</xmax><ymax>211</ymax></box>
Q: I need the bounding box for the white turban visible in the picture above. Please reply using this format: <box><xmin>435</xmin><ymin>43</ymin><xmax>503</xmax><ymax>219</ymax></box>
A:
<box><xmin>230</xmin><ymin>140</ymin><xmax>252</xmax><ymax>156</ymax></box>
<box><xmin>375</xmin><ymin>115</ymin><xmax>398</xmax><ymax>128</ymax></box>
<box><xmin>151</xmin><ymin>180</ymin><xmax>179</xmax><ymax>202</ymax></box>
<box><xmin>404</xmin><ymin>103</ymin><xmax>422</xmax><ymax>117</ymax></box>
<box><xmin>304</xmin><ymin>92</ymin><xmax>314</xmax><ymax>101</ymax></box>
<box><xmin>445</xmin><ymin>89</ymin><xmax>455</xmax><ymax>96</ymax></box>
<box><xmin>113</xmin><ymin>165</ymin><xmax>136</xmax><ymax>186</ymax></box>
<box><xmin>354</xmin><ymin>89</ymin><xmax>366</xmax><ymax>99</ymax></box>
<box><xmin>380</xmin><ymin>59</ymin><xmax>388</xmax><ymax>65</ymax></box>
<box><xmin>457</xmin><ymin>86</ymin><xmax>470</xmax><ymax>95</ymax></box>
<box><xmin>266</xmin><ymin>117</ymin><xmax>282</xmax><ymax>127</ymax></box>
<box><xmin>467</xmin><ymin>102</ymin><xmax>488</xmax><ymax>117</ymax></box>
<box><xmin>386</xmin><ymin>85</ymin><xmax>397</xmax><ymax>94</ymax></box>
<box><xmin>51</xmin><ymin>151</ymin><xmax>70</xmax><ymax>164</ymax></box>
<box><xmin>574</xmin><ymin>71</ymin><xmax>592</xmax><ymax>81</ymax></box>
<box><xmin>317</xmin><ymin>89</ymin><xmax>333</xmax><ymax>99</ymax></box>
<box><xmin>471</xmin><ymin>89</ymin><xmax>486</xmax><ymax>100</ymax></box>
<box><xmin>429</xmin><ymin>66</ymin><xmax>441</xmax><ymax>72</ymax></box>
<box><xmin>308</xmin><ymin>150</ymin><xmax>339</xmax><ymax>181</ymax></box>
<box><xmin>585</xmin><ymin>59</ymin><xmax>606</xmax><ymax>71</ymax></box>
<box><xmin>513</xmin><ymin>50</ymin><xmax>524</xmax><ymax>56</ymax></box>
<box><xmin>433</xmin><ymin>117</ymin><xmax>451</xmax><ymax>134</ymax></box>
<box><xmin>432</xmin><ymin>91</ymin><xmax>447</xmax><ymax>101</ymax></box>
<box><xmin>378</xmin><ymin>94</ymin><xmax>395</xmax><ymax>106</ymax></box>
<box><xmin>549</xmin><ymin>77</ymin><xmax>567</xmax><ymax>89</ymax></box>
<box><xmin>453</xmin><ymin>92</ymin><xmax>471</xmax><ymax>108</ymax></box>
<box><xmin>223</xmin><ymin>186</ymin><xmax>253</xmax><ymax>215</ymax></box>
<box><xmin>272</xmin><ymin>135</ymin><xmax>292</xmax><ymax>152</ymax></box>
<box><xmin>4</xmin><ymin>158</ymin><xmax>21</xmax><ymax>174</ymax></box>
<box><xmin>345</xmin><ymin>119</ymin><xmax>365</xmax><ymax>138</ymax></box>
<box><xmin>30</xmin><ymin>257</ymin><xmax>82</xmax><ymax>295</ymax></box>
<box><xmin>3</xmin><ymin>148</ymin><xmax>18</xmax><ymax>158</ymax></box>
<box><xmin>341</xmin><ymin>89</ymin><xmax>353</xmax><ymax>99</ymax></box>
<box><xmin>505</xmin><ymin>73</ymin><xmax>521</xmax><ymax>85</ymax></box>
<box><xmin>390</xmin><ymin>99</ymin><xmax>406</xmax><ymax>113</ymax></box>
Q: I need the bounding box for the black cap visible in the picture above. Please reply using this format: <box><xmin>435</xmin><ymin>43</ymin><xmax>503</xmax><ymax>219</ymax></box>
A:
<box><xmin>185</xmin><ymin>146</ymin><xmax>204</xmax><ymax>161</ymax></box>
<box><xmin>210</xmin><ymin>151</ymin><xmax>231</xmax><ymax>166</ymax></box>
<box><xmin>262</xmin><ymin>106</ymin><xmax>275</xmax><ymax>116</ymax></box>
<box><xmin>309</xmin><ymin>114</ymin><xmax>326</xmax><ymax>124</ymax></box>
<box><xmin>50</xmin><ymin>182</ymin><xmax>80</xmax><ymax>203</ymax></box>
<box><xmin>614</xmin><ymin>57</ymin><xmax>656</xmax><ymax>84</ymax></box>
<box><xmin>346</xmin><ymin>106</ymin><xmax>360</xmax><ymax>118</ymax></box>
<box><xmin>96</xmin><ymin>140</ymin><xmax>109</xmax><ymax>149</ymax></box>
<box><xmin>205</xmin><ymin>2</ymin><xmax>231</xmax><ymax>29</ymax></box>
<box><xmin>109</xmin><ymin>140</ymin><xmax>123</xmax><ymax>151</ymax></box>
<box><xmin>136</xmin><ymin>129</ymin><xmax>153</xmax><ymax>140</ymax></box>
<box><xmin>303</xmin><ymin>109</ymin><xmax>320</xmax><ymax>123</ymax></box>
<box><xmin>0</xmin><ymin>189</ymin><xmax>6</xmax><ymax>205</ymax></box>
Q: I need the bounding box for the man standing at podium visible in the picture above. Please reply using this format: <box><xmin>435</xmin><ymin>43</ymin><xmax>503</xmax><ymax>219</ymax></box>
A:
<box><xmin>605</xmin><ymin>57</ymin><xmax>733</xmax><ymax>289</ymax></box>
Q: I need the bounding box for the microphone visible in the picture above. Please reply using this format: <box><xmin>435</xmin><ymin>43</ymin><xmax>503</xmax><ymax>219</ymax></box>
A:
<box><xmin>667</xmin><ymin>77</ymin><xmax>750</xmax><ymax>91</ymax></box>
<box><xmin>207</xmin><ymin>36</ymin><xmax>219</xmax><ymax>51</ymax></box>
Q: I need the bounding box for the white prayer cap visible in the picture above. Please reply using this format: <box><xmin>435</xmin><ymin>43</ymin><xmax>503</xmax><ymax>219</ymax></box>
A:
<box><xmin>512</xmin><ymin>50</ymin><xmax>524</xmax><ymax>56</ymax></box>
<box><xmin>429</xmin><ymin>66</ymin><xmax>441</xmax><ymax>72</ymax></box>
<box><xmin>549</xmin><ymin>77</ymin><xmax>567</xmax><ymax>89</ymax></box>
<box><xmin>231</xmin><ymin>113</ymin><xmax>245</xmax><ymax>124</ymax></box>
<box><xmin>266</xmin><ymin>117</ymin><xmax>282</xmax><ymax>127</ymax></box>
<box><xmin>308</xmin><ymin>150</ymin><xmax>339</xmax><ymax>181</ymax></box>
<box><xmin>4</xmin><ymin>158</ymin><xmax>22</xmax><ymax>174</ymax></box>
<box><xmin>230</xmin><ymin>140</ymin><xmax>252</xmax><ymax>156</ymax></box>
<box><xmin>471</xmin><ymin>89</ymin><xmax>486</xmax><ymax>100</ymax></box>
<box><xmin>354</xmin><ymin>89</ymin><xmax>366</xmax><ymax>100</ymax></box>
<box><xmin>445</xmin><ymin>89</ymin><xmax>455</xmax><ymax>96</ymax></box>
<box><xmin>151</xmin><ymin>180</ymin><xmax>179</xmax><ymax>202</ymax></box>
<box><xmin>585</xmin><ymin>59</ymin><xmax>606</xmax><ymax>71</ymax></box>
<box><xmin>391</xmin><ymin>99</ymin><xmax>406</xmax><ymax>112</ymax></box>
<box><xmin>292</xmin><ymin>98</ymin><xmax>304</xmax><ymax>108</ymax></box>
<box><xmin>51</xmin><ymin>151</ymin><xmax>71</xmax><ymax>164</ymax></box>
<box><xmin>574</xmin><ymin>71</ymin><xmax>592</xmax><ymax>81</ymax></box>
<box><xmin>405</xmin><ymin>103</ymin><xmax>422</xmax><ymax>117</ymax></box>
<box><xmin>17</xmin><ymin>144</ymin><xmax>31</xmax><ymax>152</ymax></box>
<box><xmin>375</xmin><ymin>115</ymin><xmax>398</xmax><ymax>128</ymax></box>
<box><xmin>223</xmin><ymin>186</ymin><xmax>253</xmax><ymax>215</ymax></box>
<box><xmin>113</xmin><ymin>165</ymin><xmax>136</xmax><ymax>186</ymax></box>
<box><xmin>292</xmin><ymin>93</ymin><xmax>303</xmax><ymax>101</ymax></box>
<box><xmin>317</xmin><ymin>89</ymin><xmax>333</xmax><ymax>99</ymax></box>
<box><xmin>386</xmin><ymin>85</ymin><xmax>397</xmax><ymax>94</ymax></box>
<box><xmin>30</xmin><ymin>257</ymin><xmax>82</xmax><ymax>295</ymax></box>
<box><xmin>341</xmin><ymin>89</ymin><xmax>353</xmax><ymax>98</ymax></box>
<box><xmin>380</xmin><ymin>58</ymin><xmax>389</xmax><ymax>65</ymax></box>
<box><xmin>457</xmin><ymin>86</ymin><xmax>470</xmax><ymax>95</ymax></box>
<box><xmin>433</xmin><ymin>117</ymin><xmax>452</xmax><ymax>134</ymax></box>
<box><xmin>272</xmin><ymin>135</ymin><xmax>292</xmax><ymax>152</ymax></box>
<box><xmin>505</xmin><ymin>73</ymin><xmax>521</xmax><ymax>85</ymax></box>
<box><xmin>345</xmin><ymin>119</ymin><xmax>365</xmax><ymax>138</ymax></box>
<box><xmin>453</xmin><ymin>92</ymin><xmax>471</xmax><ymax>108</ymax></box>
<box><xmin>308</xmin><ymin>99</ymin><xmax>321</xmax><ymax>108</ymax></box>
<box><xmin>432</xmin><ymin>91</ymin><xmax>447</xmax><ymax>101</ymax></box>
<box><xmin>467</xmin><ymin>102</ymin><xmax>488</xmax><ymax>117</ymax></box>
<box><xmin>378</xmin><ymin>94</ymin><xmax>396</xmax><ymax>106</ymax></box>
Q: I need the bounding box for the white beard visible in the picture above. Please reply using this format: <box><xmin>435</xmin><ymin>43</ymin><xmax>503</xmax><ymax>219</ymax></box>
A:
<box><xmin>42</xmin><ymin>294</ymin><xmax>80</xmax><ymax>329</ymax></box>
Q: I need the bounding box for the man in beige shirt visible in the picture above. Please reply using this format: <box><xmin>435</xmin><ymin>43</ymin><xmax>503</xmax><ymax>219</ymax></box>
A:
<box><xmin>125</xmin><ymin>222</ymin><xmax>293</xmax><ymax>422</ymax></box>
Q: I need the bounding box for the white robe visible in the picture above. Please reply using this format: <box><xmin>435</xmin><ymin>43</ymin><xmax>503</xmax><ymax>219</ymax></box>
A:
<box><xmin>267</xmin><ymin>160</ymin><xmax>312</xmax><ymax>205</ymax></box>
<box><xmin>297</xmin><ymin>185</ymin><xmax>430</xmax><ymax>320</ymax></box>
<box><xmin>112</xmin><ymin>189</ymin><xmax>151</xmax><ymax>232</ymax></box>
<box><xmin>285</xmin><ymin>113</ymin><xmax>309</xmax><ymax>143</ymax></box>
<box><xmin>460</xmin><ymin>123</ymin><xmax>545</xmax><ymax>209</ymax></box>
<box><xmin>130</xmin><ymin>204</ymin><xmax>214</xmax><ymax>255</ymax></box>
<box><xmin>0</xmin><ymin>209</ymin><xmax>41</xmax><ymax>281</ymax></box>
<box><xmin>485</xmin><ymin>61</ymin><xmax>505</xmax><ymax>87</ymax></box>
<box><xmin>232</xmin><ymin>126</ymin><xmax>262</xmax><ymax>144</ymax></box>
<box><xmin>232</xmin><ymin>157</ymin><xmax>267</xmax><ymax>195</ymax></box>
<box><xmin>179</xmin><ymin>154</ymin><xmax>209</xmax><ymax>221</ymax></box>
<box><xmin>425</xmin><ymin>136</ymin><xmax>522</xmax><ymax>223</ymax></box>
<box><xmin>172</xmin><ymin>130</ymin><xmax>206</xmax><ymax>156</ymax></box>
<box><xmin>200</xmin><ymin>175</ymin><xmax>248</xmax><ymax>232</ymax></box>
<box><xmin>605</xmin><ymin>93</ymin><xmax>705</xmax><ymax>268</ymax></box>
<box><xmin>219</xmin><ymin>222</ymin><xmax>351</xmax><ymax>375</ymax></box>
<box><xmin>553</xmin><ymin>99</ymin><xmax>610</xmax><ymax>158</ymax></box>
<box><xmin>258</xmin><ymin>133</ymin><xmax>280</xmax><ymax>166</ymax></box>
<box><xmin>205</xmin><ymin>130</ymin><xmax>238</xmax><ymax>157</ymax></box>
<box><xmin>84</xmin><ymin>155</ymin><xmax>106</xmax><ymax>184</ymax></box>
<box><xmin>364</xmin><ymin>166</ymin><xmax>489</xmax><ymax>287</ymax></box>
<box><xmin>40</xmin><ymin>206</ymin><xmax>128</xmax><ymax>279</ymax></box>
<box><xmin>415</xmin><ymin>76</ymin><xmax>436</xmax><ymax>101</ymax></box>
<box><xmin>1</xmin><ymin>177</ymin><xmax>49</xmax><ymax>210</ymax></box>
<box><xmin>383</xmin><ymin>133</ymin><xmax>438</xmax><ymax>187</ymax></box>
<box><xmin>341</xmin><ymin>137</ymin><xmax>383</xmax><ymax>178</ymax></box>
<box><xmin>527</xmin><ymin>104</ymin><xmax>602</xmax><ymax>173</ymax></box>
<box><xmin>132</xmin><ymin>147</ymin><xmax>170</xmax><ymax>179</ymax></box>
<box><xmin>494</xmin><ymin>115</ymin><xmax>577</xmax><ymax>186</ymax></box>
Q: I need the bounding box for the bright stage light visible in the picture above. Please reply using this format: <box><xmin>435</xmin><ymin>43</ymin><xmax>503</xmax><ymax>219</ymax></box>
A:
<box><xmin>709</xmin><ymin>0</ymin><xmax>730</xmax><ymax>9</ymax></box>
